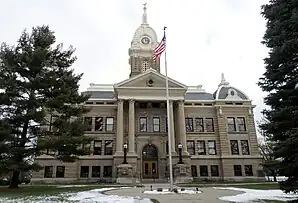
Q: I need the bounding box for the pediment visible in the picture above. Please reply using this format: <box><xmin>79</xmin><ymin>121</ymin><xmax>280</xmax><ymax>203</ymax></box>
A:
<box><xmin>114</xmin><ymin>69</ymin><xmax>187</xmax><ymax>90</ymax></box>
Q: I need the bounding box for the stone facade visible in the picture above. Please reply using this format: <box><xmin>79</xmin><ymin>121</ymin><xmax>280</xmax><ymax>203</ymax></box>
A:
<box><xmin>31</xmin><ymin>5</ymin><xmax>264</xmax><ymax>184</ymax></box>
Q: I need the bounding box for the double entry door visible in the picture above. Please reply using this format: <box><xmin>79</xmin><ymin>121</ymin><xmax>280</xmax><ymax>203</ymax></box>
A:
<box><xmin>142</xmin><ymin>160</ymin><xmax>158</xmax><ymax>179</ymax></box>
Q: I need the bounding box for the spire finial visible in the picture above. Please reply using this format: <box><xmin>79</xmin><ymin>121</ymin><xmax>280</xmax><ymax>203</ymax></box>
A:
<box><xmin>142</xmin><ymin>3</ymin><xmax>148</xmax><ymax>24</ymax></box>
<box><xmin>219</xmin><ymin>73</ymin><xmax>230</xmax><ymax>87</ymax></box>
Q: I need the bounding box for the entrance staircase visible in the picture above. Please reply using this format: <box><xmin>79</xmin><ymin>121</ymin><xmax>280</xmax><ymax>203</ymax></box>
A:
<box><xmin>140</xmin><ymin>178</ymin><xmax>169</xmax><ymax>183</ymax></box>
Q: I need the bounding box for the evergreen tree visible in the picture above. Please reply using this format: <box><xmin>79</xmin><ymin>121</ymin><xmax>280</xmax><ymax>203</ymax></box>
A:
<box><xmin>0</xmin><ymin>25</ymin><xmax>92</xmax><ymax>188</ymax></box>
<box><xmin>258</xmin><ymin>0</ymin><xmax>298</xmax><ymax>193</ymax></box>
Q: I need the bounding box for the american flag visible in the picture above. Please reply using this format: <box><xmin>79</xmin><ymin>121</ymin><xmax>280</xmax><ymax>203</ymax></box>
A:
<box><xmin>153</xmin><ymin>35</ymin><xmax>166</xmax><ymax>61</ymax></box>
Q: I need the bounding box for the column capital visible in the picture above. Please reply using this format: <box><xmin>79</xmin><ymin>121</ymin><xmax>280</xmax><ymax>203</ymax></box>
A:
<box><xmin>178</xmin><ymin>100</ymin><xmax>185</xmax><ymax>105</ymax></box>
<box><xmin>129</xmin><ymin>99</ymin><xmax>135</xmax><ymax>104</ymax></box>
<box><xmin>117</xmin><ymin>99</ymin><xmax>124</xmax><ymax>104</ymax></box>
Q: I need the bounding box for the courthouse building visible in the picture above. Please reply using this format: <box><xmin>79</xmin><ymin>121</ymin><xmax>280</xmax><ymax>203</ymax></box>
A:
<box><xmin>31</xmin><ymin>5</ymin><xmax>263</xmax><ymax>183</ymax></box>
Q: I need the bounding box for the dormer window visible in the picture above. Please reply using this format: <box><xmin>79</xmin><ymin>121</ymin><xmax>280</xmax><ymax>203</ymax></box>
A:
<box><xmin>142</xmin><ymin>60</ymin><xmax>148</xmax><ymax>72</ymax></box>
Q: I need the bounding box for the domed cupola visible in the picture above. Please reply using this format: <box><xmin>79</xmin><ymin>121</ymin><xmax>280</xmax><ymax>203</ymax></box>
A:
<box><xmin>213</xmin><ymin>73</ymin><xmax>250</xmax><ymax>101</ymax></box>
<box><xmin>128</xmin><ymin>3</ymin><xmax>160</xmax><ymax>78</ymax></box>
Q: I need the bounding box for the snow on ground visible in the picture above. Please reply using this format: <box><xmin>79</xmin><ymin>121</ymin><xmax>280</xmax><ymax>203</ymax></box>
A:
<box><xmin>143</xmin><ymin>188</ymin><xmax>202</xmax><ymax>194</ymax></box>
<box><xmin>216</xmin><ymin>187</ymin><xmax>298</xmax><ymax>202</ymax></box>
<box><xmin>0</xmin><ymin>187</ymin><xmax>153</xmax><ymax>203</ymax></box>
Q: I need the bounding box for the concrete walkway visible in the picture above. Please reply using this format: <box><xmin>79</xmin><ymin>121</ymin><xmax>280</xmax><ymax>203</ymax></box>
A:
<box><xmin>105</xmin><ymin>184</ymin><xmax>243</xmax><ymax>203</ymax></box>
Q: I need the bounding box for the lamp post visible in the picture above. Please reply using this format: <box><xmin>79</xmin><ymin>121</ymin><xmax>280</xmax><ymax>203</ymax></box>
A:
<box><xmin>178</xmin><ymin>143</ymin><xmax>183</xmax><ymax>164</ymax></box>
<box><xmin>123</xmin><ymin>143</ymin><xmax>128</xmax><ymax>164</ymax></box>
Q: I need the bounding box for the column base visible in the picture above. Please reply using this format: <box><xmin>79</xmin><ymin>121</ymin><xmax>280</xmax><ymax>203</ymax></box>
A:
<box><xmin>113</xmin><ymin>151</ymin><xmax>124</xmax><ymax>157</ymax></box>
<box><xmin>173</xmin><ymin>163</ymin><xmax>193</xmax><ymax>184</ymax></box>
<box><xmin>116</xmin><ymin>164</ymin><xmax>139</xmax><ymax>184</ymax></box>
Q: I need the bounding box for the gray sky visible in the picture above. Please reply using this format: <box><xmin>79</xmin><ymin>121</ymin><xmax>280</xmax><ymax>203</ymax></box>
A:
<box><xmin>0</xmin><ymin>0</ymin><xmax>269</xmax><ymax>122</ymax></box>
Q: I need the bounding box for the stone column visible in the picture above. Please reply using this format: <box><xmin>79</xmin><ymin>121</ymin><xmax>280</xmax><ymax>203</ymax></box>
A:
<box><xmin>128</xmin><ymin>100</ymin><xmax>135</xmax><ymax>153</ymax></box>
<box><xmin>178</xmin><ymin>100</ymin><xmax>188</xmax><ymax>153</ymax></box>
<box><xmin>169</xmin><ymin>101</ymin><xmax>176</xmax><ymax>153</ymax></box>
<box><xmin>116</xmin><ymin>100</ymin><xmax>124</xmax><ymax>153</ymax></box>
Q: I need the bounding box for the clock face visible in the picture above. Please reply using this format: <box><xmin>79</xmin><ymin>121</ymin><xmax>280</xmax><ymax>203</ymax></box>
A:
<box><xmin>141</xmin><ymin>36</ymin><xmax>150</xmax><ymax>45</ymax></box>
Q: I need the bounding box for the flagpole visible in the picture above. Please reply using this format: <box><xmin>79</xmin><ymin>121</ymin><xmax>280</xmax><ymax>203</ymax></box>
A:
<box><xmin>164</xmin><ymin>26</ymin><xmax>174</xmax><ymax>190</ymax></box>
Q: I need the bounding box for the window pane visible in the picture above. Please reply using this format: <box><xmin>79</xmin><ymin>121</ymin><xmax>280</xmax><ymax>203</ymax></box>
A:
<box><xmin>230</xmin><ymin>140</ymin><xmax>239</xmax><ymax>155</ymax></box>
<box><xmin>95</xmin><ymin>117</ymin><xmax>103</xmax><ymax>131</ymax></box>
<box><xmin>103</xmin><ymin>166</ymin><xmax>112</xmax><ymax>177</ymax></box>
<box><xmin>106</xmin><ymin>117</ymin><xmax>114</xmax><ymax>132</ymax></box>
<box><xmin>241</xmin><ymin>140</ymin><xmax>250</xmax><ymax>155</ymax></box>
<box><xmin>80</xmin><ymin>166</ymin><xmax>89</xmax><ymax>178</ymax></box>
<box><xmin>104</xmin><ymin>140</ymin><xmax>113</xmax><ymax>155</ymax></box>
<box><xmin>187</xmin><ymin>141</ymin><xmax>195</xmax><ymax>155</ymax></box>
<box><xmin>244</xmin><ymin>165</ymin><xmax>253</xmax><ymax>176</ymax></box>
<box><xmin>205</xmin><ymin>118</ymin><xmax>214</xmax><ymax>132</ymax></box>
<box><xmin>197</xmin><ymin>141</ymin><xmax>206</xmax><ymax>155</ymax></box>
<box><xmin>195</xmin><ymin>118</ymin><xmax>204</xmax><ymax>132</ymax></box>
<box><xmin>211</xmin><ymin>165</ymin><xmax>219</xmax><ymax>176</ymax></box>
<box><xmin>185</xmin><ymin>118</ymin><xmax>194</xmax><ymax>132</ymax></box>
<box><xmin>92</xmin><ymin>166</ymin><xmax>101</xmax><ymax>177</ymax></box>
<box><xmin>199</xmin><ymin>165</ymin><xmax>208</xmax><ymax>176</ymax></box>
<box><xmin>93</xmin><ymin>140</ymin><xmax>102</xmax><ymax>155</ymax></box>
<box><xmin>208</xmin><ymin>140</ymin><xmax>216</xmax><ymax>155</ymax></box>
<box><xmin>237</xmin><ymin>117</ymin><xmax>246</xmax><ymax>131</ymax></box>
<box><xmin>140</xmin><ymin>117</ymin><xmax>147</xmax><ymax>132</ymax></box>
<box><xmin>233</xmin><ymin>165</ymin><xmax>242</xmax><ymax>176</ymax></box>
<box><xmin>153</xmin><ymin>117</ymin><xmax>160</xmax><ymax>132</ymax></box>
<box><xmin>227</xmin><ymin>117</ymin><xmax>236</xmax><ymax>132</ymax></box>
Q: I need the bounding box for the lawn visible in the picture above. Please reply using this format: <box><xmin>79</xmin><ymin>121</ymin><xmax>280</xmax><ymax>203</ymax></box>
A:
<box><xmin>178</xmin><ymin>182</ymin><xmax>280</xmax><ymax>190</ymax></box>
<box><xmin>0</xmin><ymin>185</ymin><xmax>105</xmax><ymax>198</ymax></box>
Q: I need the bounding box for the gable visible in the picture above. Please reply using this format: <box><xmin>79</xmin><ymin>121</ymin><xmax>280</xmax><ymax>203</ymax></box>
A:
<box><xmin>115</xmin><ymin>69</ymin><xmax>187</xmax><ymax>89</ymax></box>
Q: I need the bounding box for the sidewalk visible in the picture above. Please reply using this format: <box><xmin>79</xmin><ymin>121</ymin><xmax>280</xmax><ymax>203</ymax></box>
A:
<box><xmin>105</xmin><ymin>184</ymin><xmax>242</xmax><ymax>203</ymax></box>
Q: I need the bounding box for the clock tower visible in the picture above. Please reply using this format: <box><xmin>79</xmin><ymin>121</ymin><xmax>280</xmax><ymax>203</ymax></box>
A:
<box><xmin>129</xmin><ymin>4</ymin><xmax>160</xmax><ymax>78</ymax></box>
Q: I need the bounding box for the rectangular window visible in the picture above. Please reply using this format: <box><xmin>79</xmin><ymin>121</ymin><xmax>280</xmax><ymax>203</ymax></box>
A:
<box><xmin>205</xmin><ymin>118</ymin><xmax>214</xmax><ymax>132</ymax></box>
<box><xmin>56</xmin><ymin>166</ymin><xmax>65</xmax><ymax>178</ymax></box>
<box><xmin>230</xmin><ymin>140</ymin><xmax>239</xmax><ymax>155</ymax></box>
<box><xmin>244</xmin><ymin>165</ymin><xmax>253</xmax><ymax>176</ymax></box>
<box><xmin>208</xmin><ymin>140</ymin><xmax>217</xmax><ymax>155</ymax></box>
<box><xmin>200</xmin><ymin>165</ymin><xmax>208</xmax><ymax>176</ymax></box>
<box><xmin>227</xmin><ymin>117</ymin><xmax>236</xmax><ymax>132</ymax></box>
<box><xmin>92</xmin><ymin>166</ymin><xmax>101</xmax><ymax>177</ymax></box>
<box><xmin>103</xmin><ymin>166</ymin><xmax>112</xmax><ymax>177</ymax></box>
<box><xmin>80</xmin><ymin>166</ymin><xmax>89</xmax><ymax>178</ymax></box>
<box><xmin>191</xmin><ymin>165</ymin><xmax>198</xmax><ymax>177</ymax></box>
<box><xmin>233</xmin><ymin>165</ymin><xmax>242</xmax><ymax>176</ymax></box>
<box><xmin>237</xmin><ymin>117</ymin><xmax>246</xmax><ymax>132</ymax></box>
<box><xmin>44</xmin><ymin>166</ymin><xmax>53</xmax><ymax>178</ymax></box>
<box><xmin>187</xmin><ymin>140</ymin><xmax>195</xmax><ymax>155</ymax></box>
<box><xmin>211</xmin><ymin>165</ymin><xmax>219</xmax><ymax>177</ymax></box>
<box><xmin>153</xmin><ymin>117</ymin><xmax>160</xmax><ymax>132</ymax></box>
<box><xmin>93</xmin><ymin>140</ymin><xmax>102</xmax><ymax>155</ymax></box>
<box><xmin>104</xmin><ymin>140</ymin><xmax>113</xmax><ymax>155</ymax></box>
<box><xmin>240</xmin><ymin>140</ymin><xmax>250</xmax><ymax>155</ymax></box>
<box><xmin>105</xmin><ymin>117</ymin><xmax>114</xmax><ymax>132</ymax></box>
<box><xmin>140</xmin><ymin>117</ymin><xmax>147</xmax><ymax>132</ymax></box>
<box><xmin>197</xmin><ymin>141</ymin><xmax>206</xmax><ymax>155</ymax></box>
<box><xmin>84</xmin><ymin>117</ymin><xmax>93</xmax><ymax>131</ymax></box>
<box><xmin>195</xmin><ymin>118</ymin><xmax>204</xmax><ymax>132</ymax></box>
<box><xmin>95</xmin><ymin>117</ymin><xmax>103</xmax><ymax>131</ymax></box>
<box><xmin>185</xmin><ymin>118</ymin><xmax>194</xmax><ymax>132</ymax></box>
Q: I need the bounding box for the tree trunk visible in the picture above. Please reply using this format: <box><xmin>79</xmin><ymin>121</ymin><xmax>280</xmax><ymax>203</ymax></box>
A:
<box><xmin>273</xmin><ymin>174</ymin><xmax>277</xmax><ymax>182</ymax></box>
<box><xmin>8</xmin><ymin>171</ymin><xmax>20</xmax><ymax>189</ymax></box>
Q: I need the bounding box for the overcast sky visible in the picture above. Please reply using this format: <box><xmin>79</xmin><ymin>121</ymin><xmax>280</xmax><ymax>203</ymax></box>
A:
<box><xmin>0</xmin><ymin>0</ymin><xmax>269</xmax><ymax>122</ymax></box>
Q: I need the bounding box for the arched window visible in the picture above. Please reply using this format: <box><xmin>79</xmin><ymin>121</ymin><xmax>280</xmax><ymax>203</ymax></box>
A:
<box><xmin>142</xmin><ymin>60</ymin><xmax>148</xmax><ymax>72</ymax></box>
<box><xmin>142</xmin><ymin>144</ymin><xmax>158</xmax><ymax>160</ymax></box>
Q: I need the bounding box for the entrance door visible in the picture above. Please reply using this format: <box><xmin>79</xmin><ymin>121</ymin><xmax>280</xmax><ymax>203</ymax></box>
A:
<box><xmin>143</xmin><ymin>161</ymin><xmax>158</xmax><ymax>179</ymax></box>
